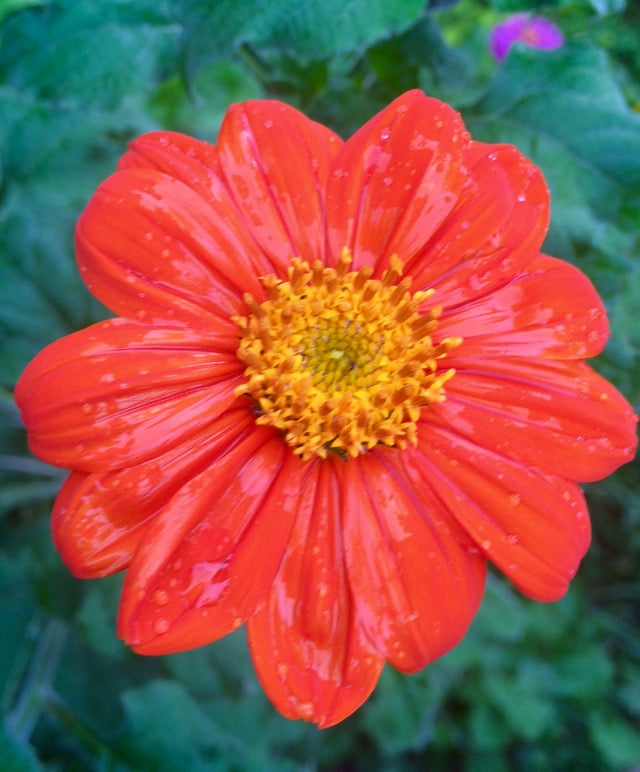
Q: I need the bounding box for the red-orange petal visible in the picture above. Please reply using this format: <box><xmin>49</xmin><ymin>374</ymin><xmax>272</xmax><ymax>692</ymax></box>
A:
<box><xmin>247</xmin><ymin>459</ymin><xmax>384</xmax><ymax>728</ymax></box>
<box><xmin>216</xmin><ymin>100</ymin><xmax>342</xmax><ymax>273</ymax></box>
<box><xmin>75</xmin><ymin>166</ymin><xmax>266</xmax><ymax>326</ymax></box>
<box><xmin>439</xmin><ymin>254</ymin><xmax>610</xmax><ymax>360</ymax></box>
<box><xmin>52</xmin><ymin>407</ymin><xmax>256</xmax><ymax>578</ymax></box>
<box><xmin>118</xmin><ymin>431</ymin><xmax>310</xmax><ymax>655</ymax></box>
<box><xmin>409</xmin><ymin>142</ymin><xmax>550</xmax><ymax>304</ymax></box>
<box><xmin>433</xmin><ymin>357</ymin><xmax>637</xmax><ymax>482</ymax></box>
<box><xmin>410</xmin><ymin>424</ymin><xmax>592</xmax><ymax>601</ymax></box>
<box><xmin>117</xmin><ymin>130</ymin><xmax>276</xmax><ymax>279</ymax></box>
<box><xmin>341</xmin><ymin>451</ymin><xmax>486</xmax><ymax>672</ymax></box>
<box><xmin>325</xmin><ymin>90</ymin><xmax>469</xmax><ymax>272</ymax></box>
<box><xmin>15</xmin><ymin>320</ymin><xmax>243</xmax><ymax>471</ymax></box>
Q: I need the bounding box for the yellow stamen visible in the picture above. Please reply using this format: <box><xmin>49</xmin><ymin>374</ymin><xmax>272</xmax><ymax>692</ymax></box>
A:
<box><xmin>234</xmin><ymin>248</ymin><xmax>461</xmax><ymax>460</ymax></box>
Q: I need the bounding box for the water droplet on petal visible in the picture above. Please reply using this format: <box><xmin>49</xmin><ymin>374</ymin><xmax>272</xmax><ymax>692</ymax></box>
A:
<box><xmin>264</xmin><ymin>119</ymin><xmax>273</xmax><ymax>129</ymax></box>
<box><xmin>508</xmin><ymin>493</ymin><xmax>521</xmax><ymax>508</ymax></box>
<box><xmin>154</xmin><ymin>617</ymin><xmax>170</xmax><ymax>635</ymax></box>
<box><xmin>153</xmin><ymin>589</ymin><xmax>169</xmax><ymax>606</ymax></box>
<box><xmin>296</xmin><ymin>701</ymin><xmax>315</xmax><ymax>720</ymax></box>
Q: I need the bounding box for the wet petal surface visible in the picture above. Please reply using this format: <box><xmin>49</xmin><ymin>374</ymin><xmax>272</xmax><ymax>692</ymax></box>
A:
<box><xmin>342</xmin><ymin>451</ymin><xmax>486</xmax><ymax>671</ymax></box>
<box><xmin>15</xmin><ymin>320</ymin><xmax>243</xmax><ymax>471</ymax></box>
<box><xmin>247</xmin><ymin>459</ymin><xmax>383</xmax><ymax>728</ymax></box>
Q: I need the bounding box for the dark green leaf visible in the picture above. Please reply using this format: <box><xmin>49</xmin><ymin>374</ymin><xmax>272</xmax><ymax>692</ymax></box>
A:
<box><xmin>179</xmin><ymin>0</ymin><xmax>426</xmax><ymax>79</ymax></box>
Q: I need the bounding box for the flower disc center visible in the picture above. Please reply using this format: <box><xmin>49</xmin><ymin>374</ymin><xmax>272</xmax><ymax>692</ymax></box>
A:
<box><xmin>234</xmin><ymin>248</ymin><xmax>460</xmax><ymax>460</ymax></box>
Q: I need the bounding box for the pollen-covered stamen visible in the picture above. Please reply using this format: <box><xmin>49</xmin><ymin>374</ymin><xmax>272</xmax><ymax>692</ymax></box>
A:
<box><xmin>234</xmin><ymin>247</ymin><xmax>461</xmax><ymax>460</ymax></box>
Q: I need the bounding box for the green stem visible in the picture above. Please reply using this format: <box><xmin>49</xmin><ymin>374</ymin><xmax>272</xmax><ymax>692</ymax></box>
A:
<box><xmin>4</xmin><ymin>614</ymin><xmax>68</xmax><ymax>744</ymax></box>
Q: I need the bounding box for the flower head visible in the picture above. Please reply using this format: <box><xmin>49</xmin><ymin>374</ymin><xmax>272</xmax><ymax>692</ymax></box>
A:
<box><xmin>490</xmin><ymin>13</ymin><xmax>564</xmax><ymax>61</ymax></box>
<box><xmin>15</xmin><ymin>91</ymin><xmax>637</xmax><ymax>727</ymax></box>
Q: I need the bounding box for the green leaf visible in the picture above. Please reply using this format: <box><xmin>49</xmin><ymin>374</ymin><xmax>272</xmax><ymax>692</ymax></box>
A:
<box><xmin>470</xmin><ymin>43</ymin><xmax>640</xmax><ymax>215</ymax></box>
<box><xmin>179</xmin><ymin>0</ymin><xmax>426</xmax><ymax>79</ymax></box>
<box><xmin>0</xmin><ymin>720</ymin><xmax>40</xmax><ymax>772</ymax></box>
<box><xmin>0</xmin><ymin>0</ymin><xmax>179</xmax><ymax>110</ymax></box>
<box><xmin>0</xmin><ymin>0</ymin><xmax>42</xmax><ymax>27</ymax></box>
<box><xmin>484</xmin><ymin>670</ymin><xmax>556</xmax><ymax>741</ymax></box>
<box><xmin>75</xmin><ymin>575</ymin><xmax>125</xmax><ymax>661</ymax></box>
<box><xmin>116</xmin><ymin>680</ymin><xmax>256</xmax><ymax>770</ymax></box>
<box><xmin>361</xmin><ymin>664</ymin><xmax>457</xmax><ymax>756</ymax></box>
<box><xmin>589</xmin><ymin>710</ymin><xmax>640</xmax><ymax>767</ymax></box>
<box><xmin>466</xmin><ymin>41</ymin><xmax>640</xmax><ymax>408</ymax></box>
<box><xmin>148</xmin><ymin>61</ymin><xmax>262</xmax><ymax>140</ymax></box>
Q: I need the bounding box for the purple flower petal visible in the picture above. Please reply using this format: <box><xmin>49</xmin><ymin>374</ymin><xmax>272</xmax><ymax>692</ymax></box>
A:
<box><xmin>490</xmin><ymin>13</ymin><xmax>564</xmax><ymax>61</ymax></box>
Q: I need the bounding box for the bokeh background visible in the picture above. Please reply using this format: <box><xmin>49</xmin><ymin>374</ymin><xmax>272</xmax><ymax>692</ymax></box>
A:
<box><xmin>1</xmin><ymin>0</ymin><xmax>639</xmax><ymax>769</ymax></box>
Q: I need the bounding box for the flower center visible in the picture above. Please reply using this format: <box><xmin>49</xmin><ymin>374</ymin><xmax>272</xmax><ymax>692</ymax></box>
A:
<box><xmin>234</xmin><ymin>248</ymin><xmax>460</xmax><ymax>460</ymax></box>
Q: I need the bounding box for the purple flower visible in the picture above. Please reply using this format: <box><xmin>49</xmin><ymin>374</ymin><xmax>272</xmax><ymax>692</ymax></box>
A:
<box><xmin>490</xmin><ymin>13</ymin><xmax>564</xmax><ymax>61</ymax></box>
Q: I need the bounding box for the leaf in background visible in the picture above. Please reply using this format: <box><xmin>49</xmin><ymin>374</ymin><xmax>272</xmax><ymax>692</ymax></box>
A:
<box><xmin>0</xmin><ymin>0</ymin><xmax>179</xmax><ymax>110</ymax></box>
<box><xmin>116</xmin><ymin>680</ymin><xmax>270</xmax><ymax>771</ymax></box>
<box><xmin>360</xmin><ymin>664</ymin><xmax>455</xmax><ymax>756</ymax></box>
<box><xmin>589</xmin><ymin>709</ymin><xmax>640</xmax><ymax>768</ymax></box>
<box><xmin>466</xmin><ymin>42</ymin><xmax>640</xmax><ymax>406</ymax></box>
<box><xmin>0</xmin><ymin>0</ymin><xmax>181</xmax><ymax>388</ymax></box>
<box><xmin>178</xmin><ymin>0</ymin><xmax>426</xmax><ymax>81</ymax></box>
<box><xmin>148</xmin><ymin>61</ymin><xmax>262</xmax><ymax>141</ymax></box>
<box><xmin>0</xmin><ymin>720</ymin><xmax>39</xmax><ymax>772</ymax></box>
<box><xmin>470</xmin><ymin>43</ymin><xmax>640</xmax><ymax>213</ymax></box>
<box><xmin>75</xmin><ymin>575</ymin><xmax>125</xmax><ymax>661</ymax></box>
<box><xmin>0</xmin><ymin>0</ymin><xmax>41</xmax><ymax>26</ymax></box>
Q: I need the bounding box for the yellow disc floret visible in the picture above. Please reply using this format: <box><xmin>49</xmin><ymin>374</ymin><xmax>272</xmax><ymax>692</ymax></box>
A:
<box><xmin>234</xmin><ymin>248</ymin><xmax>461</xmax><ymax>460</ymax></box>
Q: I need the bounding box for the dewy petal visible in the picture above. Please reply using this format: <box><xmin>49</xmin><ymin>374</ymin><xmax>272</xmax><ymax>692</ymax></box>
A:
<box><xmin>411</xmin><ymin>425</ymin><xmax>592</xmax><ymax>601</ymax></box>
<box><xmin>52</xmin><ymin>407</ymin><xmax>256</xmax><ymax>578</ymax></box>
<box><xmin>247</xmin><ymin>459</ymin><xmax>383</xmax><ymax>729</ymax></box>
<box><xmin>342</xmin><ymin>452</ymin><xmax>486</xmax><ymax>672</ymax></box>
<box><xmin>429</xmin><ymin>357</ymin><xmax>638</xmax><ymax>482</ymax></box>
<box><xmin>409</xmin><ymin>143</ymin><xmax>549</xmax><ymax>306</ymax></box>
<box><xmin>439</xmin><ymin>254</ymin><xmax>610</xmax><ymax>359</ymax></box>
<box><xmin>325</xmin><ymin>90</ymin><xmax>469</xmax><ymax>272</ymax></box>
<box><xmin>119</xmin><ymin>431</ymin><xmax>309</xmax><ymax>655</ymax></box>
<box><xmin>216</xmin><ymin>100</ymin><xmax>342</xmax><ymax>272</ymax></box>
<box><xmin>117</xmin><ymin>130</ymin><xmax>276</xmax><ymax>279</ymax></box>
<box><xmin>75</xmin><ymin>165</ymin><xmax>267</xmax><ymax>327</ymax></box>
<box><xmin>14</xmin><ymin>320</ymin><xmax>243</xmax><ymax>471</ymax></box>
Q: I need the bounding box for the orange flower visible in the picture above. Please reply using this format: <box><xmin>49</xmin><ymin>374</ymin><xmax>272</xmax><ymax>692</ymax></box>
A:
<box><xmin>15</xmin><ymin>91</ymin><xmax>637</xmax><ymax>727</ymax></box>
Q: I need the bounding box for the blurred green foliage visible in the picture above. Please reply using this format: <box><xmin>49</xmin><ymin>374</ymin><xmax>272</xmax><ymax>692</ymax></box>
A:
<box><xmin>0</xmin><ymin>0</ymin><xmax>639</xmax><ymax>769</ymax></box>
